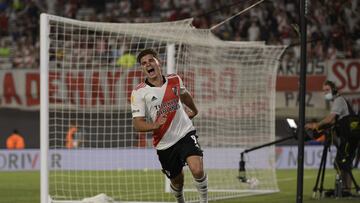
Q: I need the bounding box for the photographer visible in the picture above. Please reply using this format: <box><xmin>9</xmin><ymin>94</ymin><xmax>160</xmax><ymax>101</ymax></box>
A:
<box><xmin>305</xmin><ymin>80</ymin><xmax>359</xmax><ymax>196</ymax></box>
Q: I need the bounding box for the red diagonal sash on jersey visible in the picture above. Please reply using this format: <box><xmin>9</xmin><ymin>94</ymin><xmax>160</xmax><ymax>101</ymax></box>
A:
<box><xmin>153</xmin><ymin>76</ymin><xmax>180</xmax><ymax>147</ymax></box>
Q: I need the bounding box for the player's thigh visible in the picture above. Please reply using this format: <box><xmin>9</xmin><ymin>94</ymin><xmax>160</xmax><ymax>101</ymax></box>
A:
<box><xmin>170</xmin><ymin>170</ymin><xmax>185</xmax><ymax>187</ymax></box>
<box><xmin>186</xmin><ymin>155</ymin><xmax>204</xmax><ymax>178</ymax></box>
<box><xmin>179</xmin><ymin>133</ymin><xmax>204</xmax><ymax>176</ymax></box>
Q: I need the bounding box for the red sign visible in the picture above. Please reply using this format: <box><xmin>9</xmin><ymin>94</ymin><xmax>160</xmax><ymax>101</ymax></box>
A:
<box><xmin>0</xmin><ymin>68</ymin><xmax>273</xmax><ymax>118</ymax></box>
<box><xmin>276</xmin><ymin>75</ymin><xmax>327</xmax><ymax>92</ymax></box>
<box><xmin>328</xmin><ymin>60</ymin><xmax>360</xmax><ymax>93</ymax></box>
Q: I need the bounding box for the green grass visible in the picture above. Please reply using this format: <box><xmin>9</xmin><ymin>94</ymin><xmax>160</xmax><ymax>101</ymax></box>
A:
<box><xmin>0</xmin><ymin>169</ymin><xmax>359</xmax><ymax>203</ymax></box>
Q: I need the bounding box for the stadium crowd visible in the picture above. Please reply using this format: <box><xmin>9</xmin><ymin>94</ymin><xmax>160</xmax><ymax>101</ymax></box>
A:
<box><xmin>0</xmin><ymin>0</ymin><xmax>359</xmax><ymax>69</ymax></box>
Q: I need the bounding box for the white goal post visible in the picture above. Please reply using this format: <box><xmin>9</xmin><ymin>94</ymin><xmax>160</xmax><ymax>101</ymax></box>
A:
<box><xmin>40</xmin><ymin>13</ymin><xmax>286</xmax><ymax>203</ymax></box>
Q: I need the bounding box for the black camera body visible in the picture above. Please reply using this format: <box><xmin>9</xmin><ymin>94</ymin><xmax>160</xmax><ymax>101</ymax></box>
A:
<box><xmin>304</xmin><ymin>128</ymin><xmax>326</xmax><ymax>142</ymax></box>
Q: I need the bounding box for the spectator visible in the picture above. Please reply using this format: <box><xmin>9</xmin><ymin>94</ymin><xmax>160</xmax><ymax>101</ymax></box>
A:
<box><xmin>0</xmin><ymin>11</ymin><xmax>8</xmax><ymax>36</ymax></box>
<box><xmin>6</xmin><ymin>129</ymin><xmax>25</xmax><ymax>149</ymax></box>
<box><xmin>66</xmin><ymin>121</ymin><xmax>85</xmax><ymax>149</ymax></box>
<box><xmin>0</xmin><ymin>0</ymin><xmax>359</xmax><ymax>70</ymax></box>
<box><xmin>247</xmin><ymin>19</ymin><xmax>261</xmax><ymax>41</ymax></box>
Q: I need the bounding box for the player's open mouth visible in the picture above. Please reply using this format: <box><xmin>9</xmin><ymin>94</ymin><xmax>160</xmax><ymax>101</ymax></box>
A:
<box><xmin>147</xmin><ymin>68</ymin><xmax>155</xmax><ymax>74</ymax></box>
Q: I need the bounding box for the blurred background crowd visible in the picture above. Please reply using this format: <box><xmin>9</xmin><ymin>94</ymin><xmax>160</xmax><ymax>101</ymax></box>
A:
<box><xmin>0</xmin><ymin>0</ymin><xmax>359</xmax><ymax>69</ymax></box>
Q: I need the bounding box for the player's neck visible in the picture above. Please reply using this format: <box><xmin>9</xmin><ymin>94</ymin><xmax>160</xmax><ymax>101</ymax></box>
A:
<box><xmin>147</xmin><ymin>75</ymin><xmax>164</xmax><ymax>87</ymax></box>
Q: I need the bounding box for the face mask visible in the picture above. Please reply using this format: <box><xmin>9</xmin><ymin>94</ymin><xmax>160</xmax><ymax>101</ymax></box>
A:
<box><xmin>324</xmin><ymin>92</ymin><xmax>333</xmax><ymax>101</ymax></box>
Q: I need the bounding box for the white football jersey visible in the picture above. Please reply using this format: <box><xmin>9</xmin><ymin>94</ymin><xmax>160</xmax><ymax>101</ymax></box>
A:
<box><xmin>131</xmin><ymin>74</ymin><xmax>195</xmax><ymax>150</ymax></box>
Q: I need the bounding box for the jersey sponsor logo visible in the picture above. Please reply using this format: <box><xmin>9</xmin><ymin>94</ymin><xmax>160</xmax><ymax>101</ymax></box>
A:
<box><xmin>132</xmin><ymin>109</ymin><xmax>140</xmax><ymax>113</ymax></box>
<box><xmin>156</xmin><ymin>99</ymin><xmax>179</xmax><ymax>118</ymax></box>
<box><xmin>172</xmin><ymin>86</ymin><xmax>178</xmax><ymax>96</ymax></box>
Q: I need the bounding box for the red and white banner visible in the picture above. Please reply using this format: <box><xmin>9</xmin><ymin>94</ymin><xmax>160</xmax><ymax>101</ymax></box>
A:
<box><xmin>276</xmin><ymin>59</ymin><xmax>360</xmax><ymax>114</ymax></box>
<box><xmin>0</xmin><ymin>68</ymin><xmax>271</xmax><ymax>118</ymax></box>
<box><xmin>327</xmin><ymin>59</ymin><xmax>360</xmax><ymax>110</ymax></box>
<box><xmin>277</xmin><ymin>58</ymin><xmax>327</xmax><ymax>76</ymax></box>
<box><xmin>275</xmin><ymin>64</ymin><xmax>327</xmax><ymax>113</ymax></box>
<box><xmin>276</xmin><ymin>59</ymin><xmax>328</xmax><ymax>92</ymax></box>
<box><xmin>276</xmin><ymin>59</ymin><xmax>360</xmax><ymax>93</ymax></box>
<box><xmin>276</xmin><ymin>75</ymin><xmax>327</xmax><ymax>92</ymax></box>
<box><xmin>0</xmin><ymin>70</ymin><xmax>40</xmax><ymax>110</ymax></box>
<box><xmin>0</xmin><ymin>69</ymin><xmax>144</xmax><ymax>110</ymax></box>
<box><xmin>328</xmin><ymin>59</ymin><xmax>360</xmax><ymax>93</ymax></box>
<box><xmin>276</xmin><ymin>92</ymin><xmax>326</xmax><ymax>109</ymax></box>
<box><xmin>3</xmin><ymin>60</ymin><xmax>358</xmax><ymax>112</ymax></box>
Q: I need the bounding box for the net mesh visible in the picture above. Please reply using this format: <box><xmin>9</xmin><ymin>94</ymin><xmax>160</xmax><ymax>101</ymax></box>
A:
<box><xmin>42</xmin><ymin>14</ymin><xmax>286</xmax><ymax>202</ymax></box>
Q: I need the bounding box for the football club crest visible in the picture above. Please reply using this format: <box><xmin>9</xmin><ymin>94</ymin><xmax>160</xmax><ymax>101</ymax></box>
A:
<box><xmin>172</xmin><ymin>86</ymin><xmax>178</xmax><ymax>96</ymax></box>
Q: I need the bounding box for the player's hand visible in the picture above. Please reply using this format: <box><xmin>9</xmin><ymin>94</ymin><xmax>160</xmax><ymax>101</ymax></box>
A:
<box><xmin>153</xmin><ymin>114</ymin><xmax>167</xmax><ymax>130</ymax></box>
<box><xmin>185</xmin><ymin>107</ymin><xmax>197</xmax><ymax>119</ymax></box>
<box><xmin>185</xmin><ymin>109</ymin><xmax>196</xmax><ymax>119</ymax></box>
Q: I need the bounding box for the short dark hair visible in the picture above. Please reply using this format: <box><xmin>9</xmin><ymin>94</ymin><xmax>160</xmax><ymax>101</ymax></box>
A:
<box><xmin>324</xmin><ymin>80</ymin><xmax>338</xmax><ymax>95</ymax></box>
<box><xmin>137</xmin><ymin>49</ymin><xmax>158</xmax><ymax>63</ymax></box>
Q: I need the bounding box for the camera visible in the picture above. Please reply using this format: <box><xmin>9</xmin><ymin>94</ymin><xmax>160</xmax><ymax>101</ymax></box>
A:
<box><xmin>286</xmin><ymin>118</ymin><xmax>325</xmax><ymax>141</ymax></box>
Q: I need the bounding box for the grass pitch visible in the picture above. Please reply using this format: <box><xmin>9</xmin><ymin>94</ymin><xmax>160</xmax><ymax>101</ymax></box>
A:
<box><xmin>1</xmin><ymin>169</ymin><xmax>359</xmax><ymax>203</ymax></box>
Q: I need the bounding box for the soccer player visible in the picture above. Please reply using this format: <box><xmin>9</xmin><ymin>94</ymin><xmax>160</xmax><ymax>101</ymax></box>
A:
<box><xmin>305</xmin><ymin>80</ymin><xmax>359</xmax><ymax>197</ymax></box>
<box><xmin>131</xmin><ymin>49</ymin><xmax>208</xmax><ymax>203</ymax></box>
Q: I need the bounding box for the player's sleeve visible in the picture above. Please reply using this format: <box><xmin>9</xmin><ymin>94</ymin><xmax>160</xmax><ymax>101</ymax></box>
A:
<box><xmin>177</xmin><ymin>75</ymin><xmax>188</xmax><ymax>95</ymax></box>
<box><xmin>330</xmin><ymin>97</ymin><xmax>346</xmax><ymax>116</ymax></box>
<box><xmin>131</xmin><ymin>90</ymin><xmax>145</xmax><ymax>118</ymax></box>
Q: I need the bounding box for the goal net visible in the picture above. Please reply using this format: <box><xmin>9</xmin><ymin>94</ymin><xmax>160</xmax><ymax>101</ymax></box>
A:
<box><xmin>40</xmin><ymin>13</ymin><xmax>286</xmax><ymax>203</ymax></box>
